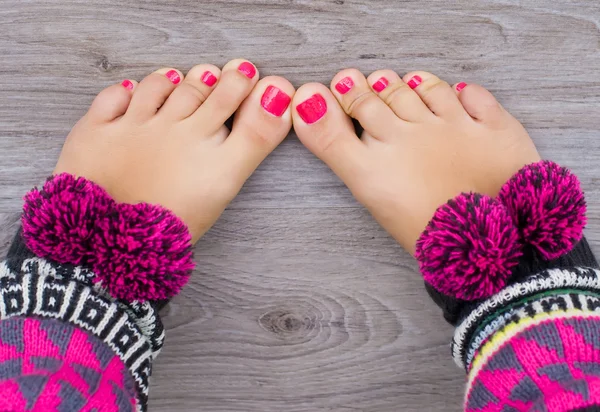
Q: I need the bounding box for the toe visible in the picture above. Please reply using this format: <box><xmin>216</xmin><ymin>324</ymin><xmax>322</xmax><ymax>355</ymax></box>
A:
<box><xmin>219</xmin><ymin>76</ymin><xmax>294</xmax><ymax>182</ymax></box>
<box><xmin>402</xmin><ymin>71</ymin><xmax>467</xmax><ymax>119</ymax></box>
<box><xmin>454</xmin><ymin>83</ymin><xmax>508</xmax><ymax>125</ymax></box>
<box><xmin>330</xmin><ymin>69</ymin><xmax>403</xmax><ymax>141</ymax></box>
<box><xmin>190</xmin><ymin>59</ymin><xmax>259</xmax><ymax>135</ymax></box>
<box><xmin>87</xmin><ymin>80</ymin><xmax>137</xmax><ymax>123</ymax></box>
<box><xmin>367</xmin><ymin>69</ymin><xmax>434</xmax><ymax>122</ymax></box>
<box><xmin>125</xmin><ymin>68</ymin><xmax>184</xmax><ymax>121</ymax></box>
<box><xmin>292</xmin><ymin>83</ymin><xmax>367</xmax><ymax>184</ymax></box>
<box><xmin>158</xmin><ymin>64</ymin><xmax>221</xmax><ymax>120</ymax></box>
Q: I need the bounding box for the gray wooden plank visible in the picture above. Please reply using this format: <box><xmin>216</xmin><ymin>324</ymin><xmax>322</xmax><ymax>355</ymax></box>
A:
<box><xmin>1</xmin><ymin>0</ymin><xmax>600</xmax><ymax>411</ymax></box>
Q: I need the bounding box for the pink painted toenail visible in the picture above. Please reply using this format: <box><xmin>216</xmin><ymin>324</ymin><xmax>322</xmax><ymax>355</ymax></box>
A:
<box><xmin>201</xmin><ymin>71</ymin><xmax>218</xmax><ymax>87</ymax></box>
<box><xmin>166</xmin><ymin>70</ymin><xmax>181</xmax><ymax>85</ymax></box>
<box><xmin>372</xmin><ymin>77</ymin><xmax>389</xmax><ymax>92</ymax></box>
<box><xmin>456</xmin><ymin>82</ymin><xmax>467</xmax><ymax>92</ymax></box>
<box><xmin>407</xmin><ymin>75</ymin><xmax>422</xmax><ymax>89</ymax></box>
<box><xmin>296</xmin><ymin>93</ymin><xmax>327</xmax><ymax>124</ymax></box>
<box><xmin>238</xmin><ymin>62</ymin><xmax>256</xmax><ymax>79</ymax></box>
<box><xmin>335</xmin><ymin>77</ymin><xmax>354</xmax><ymax>94</ymax></box>
<box><xmin>121</xmin><ymin>80</ymin><xmax>134</xmax><ymax>90</ymax></box>
<box><xmin>261</xmin><ymin>85</ymin><xmax>291</xmax><ymax>117</ymax></box>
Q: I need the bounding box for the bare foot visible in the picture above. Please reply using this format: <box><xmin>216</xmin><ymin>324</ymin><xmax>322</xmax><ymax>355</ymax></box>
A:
<box><xmin>292</xmin><ymin>70</ymin><xmax>540</xmax><ymax>254</ymax></box>
<box><xmin>54</xmin><ymin>60</ymin><xmax>295</xmax><ymax>243</ymax></box>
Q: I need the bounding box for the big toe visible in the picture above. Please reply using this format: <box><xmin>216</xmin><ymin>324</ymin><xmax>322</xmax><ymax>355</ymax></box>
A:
<box><xmin>218</xmin><ymin>76</ymin><xmax>294</xmax><ymax>185</ymax></box>
<box><xmin>86</xmin><ymin>79</ymin><xmax>137</xmax><ymax>123</ymax></box>
<box><xmin>454</xmin><ymin>83</ymin><xmax>508</xmax><ymax>126</ymax></box>
<box><xmin>292</xmin><ymin>83</ymin><xmax>367</xmax><ymax>185</ymax></box>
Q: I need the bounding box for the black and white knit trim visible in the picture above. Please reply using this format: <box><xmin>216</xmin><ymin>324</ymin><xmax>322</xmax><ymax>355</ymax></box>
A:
<box><xmin>464</xmin><ymin>292</ymin><xmax>600</xmax><ymax>369</ymax></box>
<box><xmin>452</xmin><ymin>267</ymin><xmax>600</xmax><ymax>369</ymax></box>
<box><xmin>0</xmin><ymin>258</ymin><xmax>159</xmax><ymax>411</ymax></box>
<box><xmin>3</xmin><ymin>257</ymin><xmax>165</xmax><ymax>358</ymax></box>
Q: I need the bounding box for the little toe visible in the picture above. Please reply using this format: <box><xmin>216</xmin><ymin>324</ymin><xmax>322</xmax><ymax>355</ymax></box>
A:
<box><xmin>402</xmin><ymin>71</ymin><xmax>467</xmax><ymax>119</ymax></box>
<box><xmin>125</xmin><ymin>68</ymin><xmax>184</xmax><ymax>121</ymax></box>
<box><xmin>190</xmin><ymin>59</ymin><xmax>259</xmax><ymax>135</ymax></box>
<box><xmin>454</xmin><ymin>82</ymin><xmax>509</xmax><ymax>126</ymax></box>
<box><xmin>331</xmin><ymin>69</ymin><xmax>403</xmax><ymax>141</ymax></box>
<box><xmin>219</xmin><ymin>76</ymin><xmax>294</xmax><ymax>183</ymax></box>
<box><xmin>86</xmin><ymin>79</ymin><xmax>137</xmax><ymax>123</ymax></box>
<box><xmin>292</xmin><ymin>83</ymin><xmax>367</xmax><ymax>184</ymax></box>
<box><xmin>367</xmin><ymin>70</ymin><xmax>434</xmax><ymax>122</ymax></box>
<box><xmin>159</xmin><ymin>64</ymin><xmax>221</xmax><ymax>120</ymax></box>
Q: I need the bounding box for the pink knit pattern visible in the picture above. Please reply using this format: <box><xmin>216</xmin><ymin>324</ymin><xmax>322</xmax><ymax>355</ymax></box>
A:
<box><xmin>0</xmin><ymin>317</ymin><xmax>136</xmax><ymax>411</ymax></box>
<box><xmin>466</xmin><ymin>316</ymin><xmax>600</xmax><ymax>411</ymax></box>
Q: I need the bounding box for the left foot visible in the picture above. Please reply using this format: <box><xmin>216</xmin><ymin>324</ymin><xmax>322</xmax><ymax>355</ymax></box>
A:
<box><xmin>292</xmin><ymin>69</ymin><xmax>541</xmax><ymax>254</ymax></box>
<box><xmin>53</xmin><ymin>60</ymin><xmax>294</xmax><ymax>243</ymax></box>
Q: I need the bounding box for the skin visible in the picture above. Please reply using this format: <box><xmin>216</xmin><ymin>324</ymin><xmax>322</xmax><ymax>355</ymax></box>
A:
<box><xmin>292</xmin><ymin>69</ymin><xmax>540</xmax><ymax>254</ymax></box>
<box><xmin>54</xmin><ymin>61</ymin><xmax>540</xmax><ymax>255</ymax></box>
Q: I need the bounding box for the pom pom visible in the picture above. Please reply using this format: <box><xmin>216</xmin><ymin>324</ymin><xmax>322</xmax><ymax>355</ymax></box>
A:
<box><xmin>22</xmin><ymin>174</ymin><xmax>114</xmax><ymax>265</ymax></box>
<box><xmin>92</xmin><ymin>203</ymin><xmax>194</xmax><ymax>302</ymax></box>
<box><xmin>498</xmin><ymin>161</ymin><xmax>586</xmax><ymax>260</ymax></box>
<box><xmin>416</xmin><ymin>193</ymin><xmax>523</xmax><ymax>301</ymax></box>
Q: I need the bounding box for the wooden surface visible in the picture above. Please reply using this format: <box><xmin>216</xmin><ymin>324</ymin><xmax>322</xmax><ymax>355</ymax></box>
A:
<box><xmin>1</xmin><ymin>0</ymin><xmax>600</xmax><ymax>410</ymax></box>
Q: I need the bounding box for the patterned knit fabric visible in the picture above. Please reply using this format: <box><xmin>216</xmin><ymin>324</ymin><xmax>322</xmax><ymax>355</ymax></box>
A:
<box><xmin>460</xmin><ymin>265</ymin><xmax>600</xmax><ymax>411</ymax></box>
<box><xmin>0</xmin><ymin>317</ymin><xmax>136</xmax><ymax>411</ymax></box>
<box><xmin>0</xmin><ymin>252</ymin><xmax>166</xmax><ymax>411</ymax></box>
<box><xmin>465</xmin><ymin>314</ymin><xmax>600</xmax><ymax>411</ymax></box>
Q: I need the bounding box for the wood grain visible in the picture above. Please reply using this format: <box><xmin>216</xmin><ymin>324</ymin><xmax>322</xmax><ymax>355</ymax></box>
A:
<box><xmin>1</xmin><ymin>0</ymin><xmax>600</xmax><ymax>410</ymax></box>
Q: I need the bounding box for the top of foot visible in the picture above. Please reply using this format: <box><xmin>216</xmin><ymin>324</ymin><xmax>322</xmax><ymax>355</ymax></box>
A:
<box><xmin>54</xmin><ymin>59</ymin><xmax>295</xmax><ymax>243</ymax></box>
<box><xmin>292</xmin><ymin>69</ymin><xmax>540</xmax><ymax>254</ymax></box>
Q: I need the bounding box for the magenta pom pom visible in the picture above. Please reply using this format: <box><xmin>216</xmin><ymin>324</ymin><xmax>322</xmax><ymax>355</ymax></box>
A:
<box><xmin>21</xmin><ymin>174</ymin><xmax>194</xmax><ymax>302</ymax></box>
<box><xmin>498</xmin><ymin>161</ymin><xmax>586</xmax><ymax>260</ymax></box>
<box><xmin>92</xmin><ymin>203</ymin><xmax>194</xmax><ymax>302</ymax></box>
<box><xmin>416</xmin><ymin>193</ymin><xmax>523</xmax><ymax>301</ymax></box>
<box><xmin>22</xmin><ymin>174</ymin><xmax>114</xmax><ymax>265</ymax></box>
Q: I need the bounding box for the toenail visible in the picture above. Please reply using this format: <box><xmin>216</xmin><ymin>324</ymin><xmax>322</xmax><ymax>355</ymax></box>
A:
<box><xmin>407</xmin><ymin>75</ymin><xmax>422</xmax><ymax>89</ymax></box>
<box><xmin>296</xmin><ymin>93</ymin><xmax>327</xmax><ymax>124</ymax></box>
<box><xmin>238</xmin><ymin>62</ymin><xmax>256</xmax><ymax>79</ymax></box>
<box><xmin>201</xmin><ymin>71</ymin><xmax>218</xmax><ymax>87</ymax></box>
<box><xmin>121</xmin><ymin>80</ymin><xmax>134</xmax><ymax>91</ymax></box>
<box><xmin>165</xmin><ymin>70</ymin><xmax>181</xmax><ymax>85</ymax></box>
<box><xmin>456</xmin><ymin>82</ymin><xmax>467</xmax><ymax>92</ymax></box>
<box><xmin>335</xmin><ymin>77</ymin><xmax>354</xmax><ymax>95</ymax></box>
<box><xmin>261</xmin><ymin>85</ymin><xmax>292</xmax><ymax>117</ymax></box>
<box><xmin>372</xmin><ymin>77</ymin><xmax>389</xmax><ymax>93</ymax></box>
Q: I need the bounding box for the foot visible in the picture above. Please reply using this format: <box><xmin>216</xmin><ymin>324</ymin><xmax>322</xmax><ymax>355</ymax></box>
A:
<box><xmin>292</xmin><ymin>70</ymin><xmax>540</xmax><ymax>254</ymax></box>
<box><xmin>54</xmin><ymin>60</ymin><xmax>294</xmax><ymax>243</ymax></box>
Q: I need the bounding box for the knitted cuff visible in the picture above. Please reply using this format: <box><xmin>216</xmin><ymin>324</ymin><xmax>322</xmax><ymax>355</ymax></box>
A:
<box><xmin>427</xmin><ymin>237</ymin><xmax>599</xmax><ymax>325</ymax></box>
<box><xmin>465</xmin><ymin>313</ymin><xmax>600</xmax><ymax>412</ymax></box>
<box><xmin>452</xmin><ymin>266</ymin><xmax>600</xmax><ymax>370</ymax></box>
<box><xmin>20</xmin><ymin>173</ymin><xmax>195</xmax><ymax>303</ymax></box>
<box><xmin>416</xmin><ymin>161</ymin><xmax>593</xmax><ymax>325</ymax></box>
<box><xmin>0</xmin><ymin>256</ymin><xmax>164</xmax><ymax>411</ymax></box>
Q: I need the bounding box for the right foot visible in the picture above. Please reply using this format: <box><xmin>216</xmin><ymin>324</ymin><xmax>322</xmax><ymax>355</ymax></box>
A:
<box><xmin>292</xmin><ymin>70</ymin><xmax>541</xmax><ymax>254</ymax></box>
<box><xmin>53</xmin><ymin>59</ymin><xmax>295</xmax><ymax>243</ymax></box>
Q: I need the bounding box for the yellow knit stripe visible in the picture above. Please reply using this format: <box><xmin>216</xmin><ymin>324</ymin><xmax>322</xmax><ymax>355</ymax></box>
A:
<box><xmin>465</xmin><ymin>310</ymin><xmax>600</xmax><ymax>402</ymax></box>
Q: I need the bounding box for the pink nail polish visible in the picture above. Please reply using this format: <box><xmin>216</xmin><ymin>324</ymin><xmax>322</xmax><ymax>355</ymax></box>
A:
<box><xmin>335</xmin><ymin>77</ymin><xmax>354</xmax><ymax>94</ymax></box>
<box><xmin>456</xmin><ymin>82</ymin><xmax>467</xmax><ymax>92</ymax></box>
<box><xmin>166</xmin><ymin>70</ymin><xmax>181</xmax><ymax>85</ymax></box>
<box><xmin>261</xmin><ymin>85</ymin><xmax>291</xmax><ymax>117</ymax></box>
<box><xmin>121</xmin><ymin>80</ymin><xmax>134</xmax><ymax>90</ymax></box>
<box><xmin>201</xmin><ymin>71</ymin><xmax>218</xmax><ymax>87</ymax></box>
<box><xmin>238</xmin><ymin>62</ymin><xmax>256</xmax><ymax>79</ymax></box>
<box><xmin>296</xmin><ymin>93</ymin><xmax>327</xmax><ymax>124</ymax></box>
<box><xmin>372</xmin><ymin>77</ymin><xmax>389</xmax><ymax>93</ymax></box>
<box><xmin>407</xmin><ymin>75</ymin><xmax>422</xmax><ymax>89</ymax></box>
